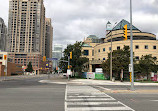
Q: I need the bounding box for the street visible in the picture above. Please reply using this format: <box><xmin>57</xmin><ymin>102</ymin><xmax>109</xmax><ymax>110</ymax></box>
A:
<box><xmin>0</xmin><ymin>75</ymin><xmax>65</xmax><ymax>111</ymax></box>
<box><xmin>0</xmin><ymin>75</ymin><xmax>158</xmax><ymax>111</ymax></box>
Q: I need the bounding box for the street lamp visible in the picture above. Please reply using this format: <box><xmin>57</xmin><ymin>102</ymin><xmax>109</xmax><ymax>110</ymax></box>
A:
<box><xmin>130</xmin><ymin>0</ymin><xmax>134</xmax><ymax>90</ymax></box>
<box><xmin>106</xmin><ymin>21</ymin><xmax>117</xmax><ymax>81</ymax></box>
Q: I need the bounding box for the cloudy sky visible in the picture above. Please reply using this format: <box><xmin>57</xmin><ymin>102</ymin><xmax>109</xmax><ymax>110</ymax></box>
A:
<box><xmin>0</xmin><ymin>0</ymin><xmax>158</xmax><ymax>49</ymax></box>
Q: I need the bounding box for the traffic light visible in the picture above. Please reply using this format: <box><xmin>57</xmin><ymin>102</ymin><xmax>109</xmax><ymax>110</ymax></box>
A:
<box><xmin>43</xmin><ymin>56</ymin><xmax>46</xmax><ymax>61</ymax></box>
<box><xmin>123</xmin><ymin>24</ymin><xmax>127</xmax><ymax>41</ymax></box>
<box><xmin>68</xmin><ymin>65</ymin><xmax>70</xmax><ymax>69</ymax></box>
<box><xmin>130</xmin><ymin>72</ymin><xmax>132</xmax><ymax>82</ymax></box>
<box><xmin>4</xmin><ymin>55</ymin><xmax>7</xmax><ymax>60</ymax></box>
<box><xmin>70</xmin><ymin>52</ymin><xmax>72</xmax><ymax>59</ymax></box>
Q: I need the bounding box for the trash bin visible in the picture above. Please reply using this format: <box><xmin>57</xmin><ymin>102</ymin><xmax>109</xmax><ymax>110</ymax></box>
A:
<box><xmin>112</xmin><ymin>77</ymin><xmax>115</xmax><ymax>82</ymax></box>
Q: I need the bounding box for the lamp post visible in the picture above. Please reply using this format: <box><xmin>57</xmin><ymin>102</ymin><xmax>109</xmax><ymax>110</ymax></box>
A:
<box><xmin>106</xmin><ymin>22</ymin><xmax>117</xmax><ymax>81</ymax></box>
<box><xmin>130</xmin><ymin>0</ymin><xmax>134</xmax><ymax>90</ymax></box>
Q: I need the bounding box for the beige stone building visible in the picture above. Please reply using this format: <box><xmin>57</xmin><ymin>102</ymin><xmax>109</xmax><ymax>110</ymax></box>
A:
<box><xmin>82</xmin><ymin>19</ymin><xmax>158</xmax><ymax>72</ymax></box>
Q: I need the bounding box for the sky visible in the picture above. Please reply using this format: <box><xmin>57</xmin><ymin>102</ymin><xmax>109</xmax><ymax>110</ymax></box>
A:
<box><xmin>0</xmin><ymin>0</ymin><xmax>158</xmax><ymax>49</ymax></box>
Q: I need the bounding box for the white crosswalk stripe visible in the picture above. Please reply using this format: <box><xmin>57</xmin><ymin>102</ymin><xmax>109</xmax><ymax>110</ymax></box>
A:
<box><xmin>65</xmin><ymin>85</ymin><xmax>135</xmax><ymax>111</ymax></box>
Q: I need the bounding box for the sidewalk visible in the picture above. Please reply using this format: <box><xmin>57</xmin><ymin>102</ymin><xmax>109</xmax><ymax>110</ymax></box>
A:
<box><xmin>40</xmin><ymin>77</ymin><xmax>158</xmax><ymax>86</ymax></box>
<box><xmin>69</xmin><ymin>79</ymin><xmax>158</xmax><ymax>86</ymax></box>
<box><xmin>0</xmin><ymin>74</ymin><xmax>47</xmax><ymax>81</ymax></box>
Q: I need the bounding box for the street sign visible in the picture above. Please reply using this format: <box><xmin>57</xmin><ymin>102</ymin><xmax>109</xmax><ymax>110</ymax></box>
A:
<box><xmin>47</xmin><ymin>58</ymin><xmax>58</xmax><ymax>61</ymax></box>
<box><xmin>67</xmin><ymin>69</ymin><xmax>71</xmax><ymax>76</ymax></box>
<box><xmin>95</xmin><ymin>68</ymin><xmax>103</xmax><ymax>73</ymax></box>
<box><xmin>46</xmin><ymin>63</ymin><xmax>49</xmax><ymax>68</ymax></box>
<box><xmin>129</xmin><ymin>64</ymin><xmax>132</xmax><ymax>72</ymax></box>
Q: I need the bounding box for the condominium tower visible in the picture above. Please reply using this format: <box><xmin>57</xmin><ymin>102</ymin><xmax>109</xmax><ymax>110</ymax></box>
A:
<box><xmin>45</xmin><ymin>18</ymin><xmax>53</xmax><ymax>58</ymax></box>
<box><xmin>8</xmin><ymin>0</ymin><xmax>46</xmax><ymax>56</ymax></box>
<box><xmin>7</xmin><ymin>0</ymin><xmax>53</xmax><ymax>74</ymax></box>
<box><xmin>0</xmin><ymin>17</ymin><xmax>7</xmax><ymax>51</ymax></box>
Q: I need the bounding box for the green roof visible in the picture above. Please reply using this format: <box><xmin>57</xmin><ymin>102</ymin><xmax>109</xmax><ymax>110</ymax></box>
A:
<box><xmin>113</xmin><ymin>19</ymin><xmax>140</xmax><ymax>31</ymax></box>
<box><xmin>82</xmin><ymin>43</ymin><xmax>92</xmax><ymax>47</ymax></box>
<box><xmin>87</xmin><ymin>35</ymin><xmax>99</xmax><ymax>39</ymax></box>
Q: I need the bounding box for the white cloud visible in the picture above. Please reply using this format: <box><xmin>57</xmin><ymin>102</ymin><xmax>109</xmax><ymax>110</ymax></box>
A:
<box><xmin>0</xmin><ymin>0</ymin><xmax>158</xmax><ymax>49</ymax></box>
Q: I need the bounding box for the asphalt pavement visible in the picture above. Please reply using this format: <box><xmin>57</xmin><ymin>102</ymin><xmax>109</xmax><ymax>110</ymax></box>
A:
<box><xmin>0</xmin><ymin>74</ymin><xmax>66</xmax><ymax>111</ymax></box>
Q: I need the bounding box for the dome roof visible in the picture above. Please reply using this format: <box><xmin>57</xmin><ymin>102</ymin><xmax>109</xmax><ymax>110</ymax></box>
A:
<box><xmin>113</xmin><ymin>19</ymin><xmax>140</xmax><ymax>31</ymax></box>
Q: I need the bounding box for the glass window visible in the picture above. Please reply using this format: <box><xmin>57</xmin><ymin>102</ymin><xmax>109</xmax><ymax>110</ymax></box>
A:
<box><xmin>98</xmin><ymin>49</ymin><xmax>100</xmax><ymax>53</ymax></box>
<box><xmin>135</xmin><ymin>56</ymin><xmax>139</xmax><ymax>60</ymax></box>
<box><xmin>145</xmin><ymin>45</ymin><xmax>148</xmax><ymax>49</ymax></box>
<box><xmin>117</xmin><ymin>46</ymin><xmax>120</xmax><ymax>50</ymax></box>
<box><xmin>153</xmin><ymin>57</ymin><xmax>157</xmax><ymax>60</ymax></box>
<box><xmin>92</xmin><ymin>50</ymin><xmax>94</xmax><ymax>56</ymax></box>
<box><xmin>109</xmin><ymin>47</ymin><xmax>111</xmax><ymax>51</ymax></box>
<box><xmin>103</xmin><ymin>58</ymin><xmax>106</xmax><ymax>60</ymax></box>
<box><xmin>135</xmin><ymin>45</ymin><xmax>139</xmax><ymax>49</ymax></box>
<box><xmin>103</xmin><ymin>48</ymin><xmax>105</xmax><ymax>52</ymax></box>
<box><xmin>153</xmin><ymin>46</ymin><xmax>157</xmax><ymax>49</ymax></box>
<box><xmin>84</xmin><ymin>50</ymin><xmax>89</xmax><ymax>56</ymax></box>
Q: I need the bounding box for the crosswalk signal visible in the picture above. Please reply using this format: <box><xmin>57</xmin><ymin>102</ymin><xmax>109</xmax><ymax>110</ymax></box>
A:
<box><xmin>70</xmin><ymin>52</ymin><xmax>72</xmax><ymax>59</ymax></box>
<box><xmin>123</xmin><ymin>24</ymin><xmax>128</xmax><ymax>41</ymax></box>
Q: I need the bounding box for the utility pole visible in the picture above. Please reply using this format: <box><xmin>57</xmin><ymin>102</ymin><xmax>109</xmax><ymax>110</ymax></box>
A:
<box><xmin>68</xmin><ymin>56</ymin><xmax>70</xmax><ymax>81</ymax></box>
<box><xmin>130</xmin><ymin>0</ymin><xmax>134</xmax><ymax>90</ymax></box>
<box><xmin>110</xmin><ymin>31</ymin><xmax>112</xmax><ymax>81</ymax></box>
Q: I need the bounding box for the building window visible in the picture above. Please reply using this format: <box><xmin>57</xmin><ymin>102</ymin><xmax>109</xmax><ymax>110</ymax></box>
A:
<box><xmin>103</xmin><ymin>48</ymin><xmax>105</xmax><ymax>52</ymax></box>
<box><xmin>145</xmin><ymin>45</ymin><xmax>148</xmax><ymax>49</ymax></box>
<box><xmin>103</xmin><ymin>58</ymin><xmax>106</xmax><ymax>60</ymax></box>
<box><xmin>135</xmin><ymin>45</ymin><xmax>139</xmax><ymax>49</ymax></box>
<box><xmin>98</xmin><ymin>49</ymin><xmax>100</xmax><ymax>53</ymax></box>
<box><xmin>117</xmin><ymin>46</ymin><xmax>120</xmax><ymax>50</ymax></box>
<box><xmin>153</xmin><ymin>57</ymin><xmax>157</xmax><ymax>60</ymax></box>
<box><xmin>84</xmin><ymin>50</ymin><xmax>89</xmax><ymax>56</ymax></box>
<box><xmin>135</xmin><ymin>56</ymin><xmax>139</xmax><ymax>60</ymax></box>
<box><xmin>153</xmin><ymin>46</ymin><xmax>157</xmax><ymax>49</ymax></box>
<box><xmin>109</xmin><ymin>47</ymin><xmax>111</xmax><ymax>51</ymax></box>
<box><xmin>98</xmin><ymin>58</ymin><xmax>100</xmax><ymax>60</ymax></box>
<box><xmin>92</xmin><ymin>50</ymin><xmax>94</xmax><ymax>56</ymax></box>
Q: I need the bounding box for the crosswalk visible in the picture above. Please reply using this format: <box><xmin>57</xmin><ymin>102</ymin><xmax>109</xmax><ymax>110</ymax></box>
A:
<box><xmin>65</xmin><ymin>85</ymin><xmax>135</xmax><ymax>111</ymax></box>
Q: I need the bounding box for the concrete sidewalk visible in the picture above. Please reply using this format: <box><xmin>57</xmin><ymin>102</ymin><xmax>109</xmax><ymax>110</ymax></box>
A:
<box><xmin>0</xmin><ymin>74</ymin><xmax>47</xmax><ymax>81</ymax></box>
<box><xmin>40</xmin><ymin>78</ymin><xmax>158</xmax><ymax>86</ymax></box>
<box><xmin>70</xmin><ymin>79</ymin><xmax>158</xmax><ymax>86</ymax></box>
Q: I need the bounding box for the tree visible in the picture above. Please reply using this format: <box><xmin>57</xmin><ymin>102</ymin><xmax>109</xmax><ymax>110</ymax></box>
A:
<box><xmin>59</xmin><ymin>41</ymin><xmax>88</xmax><ymax>77</ymax></box>
<box><xmin>135</xmin><ymin>55</ymin><xmax>158</xmax><ymax>80</ymax></box>
<box><xmin>25</xmin><ymin>62</ymin><xmax>34</xmax><ymax>72</ymax></box>
<box><xmin>102</xmin><ymin>46</ymin><xmax>130</xmax><ymax>80</ymax></box>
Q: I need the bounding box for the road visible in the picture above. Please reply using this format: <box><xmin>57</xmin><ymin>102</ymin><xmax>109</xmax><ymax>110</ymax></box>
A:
<box><xmin>65</xmin><ymin>79</ymin><xmax>158</xmax><ymax>111</ymax></box>
<box><xmin>0</xmin><ymin>75</ymin><xmax>66</xmax><ymax>111</ymax></box>
<box><xmin>0</xmin><ymin>76</ymin><xmax>158</xmax><ymax>111</ymax></box>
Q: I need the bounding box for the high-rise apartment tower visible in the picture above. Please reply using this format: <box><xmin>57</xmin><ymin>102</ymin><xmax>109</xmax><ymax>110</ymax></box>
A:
<box><xmin>0</xmin><ymin>17</ymin><xmax>7</xmax><ymax>51</ymax></box>
<box><xmin>45</xmin><ymin>18</ymin><xmax>53</xmax><ymax>58</ymax></box>
<box><xmin>8</xmin><ymin>0</ymin><xmax>46</xmax><ymax>56</ymax></box>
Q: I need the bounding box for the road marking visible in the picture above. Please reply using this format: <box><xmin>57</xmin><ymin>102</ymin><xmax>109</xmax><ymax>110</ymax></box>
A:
<box><xmin>67</xmin><ymin>98</ymin><xmax>115</xmax><ymax>101</ymax></box>
<box><xmin>95</xmin><ymin>86</ymin><xmax>111</xmax><ymax>90</ymax></box>
<box><xmin>68</xmin><ymin>95</ymin><xmax>110</xmax><ymax>98</ymax></box>
<box><xmin>118</xmin><ymin>101</ymin><xmax>135</xmax><ymax>111</ymax></box>
<box><xmin>67</xmin><ymin>102</ymin><xmax>120</xmax><ymax>105</ymax></box>
<box><xmin>67</xmin><ymin>107</ymin><xmax>133</xmax><ymax>111</ymax></box>
<box><xmin>65</xmin><ymin>85</ymin><xmax>67</xmax><ymax>111</ymax></box>
<box><xmin>65</xmin><ymin>85</ymin><xmax>135</xmax><ymax>111</ymax></box>
<box><xmin>150</xmin><ymin>100</ymin><xmax>158</xmax><ymax>101</ymax></box>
